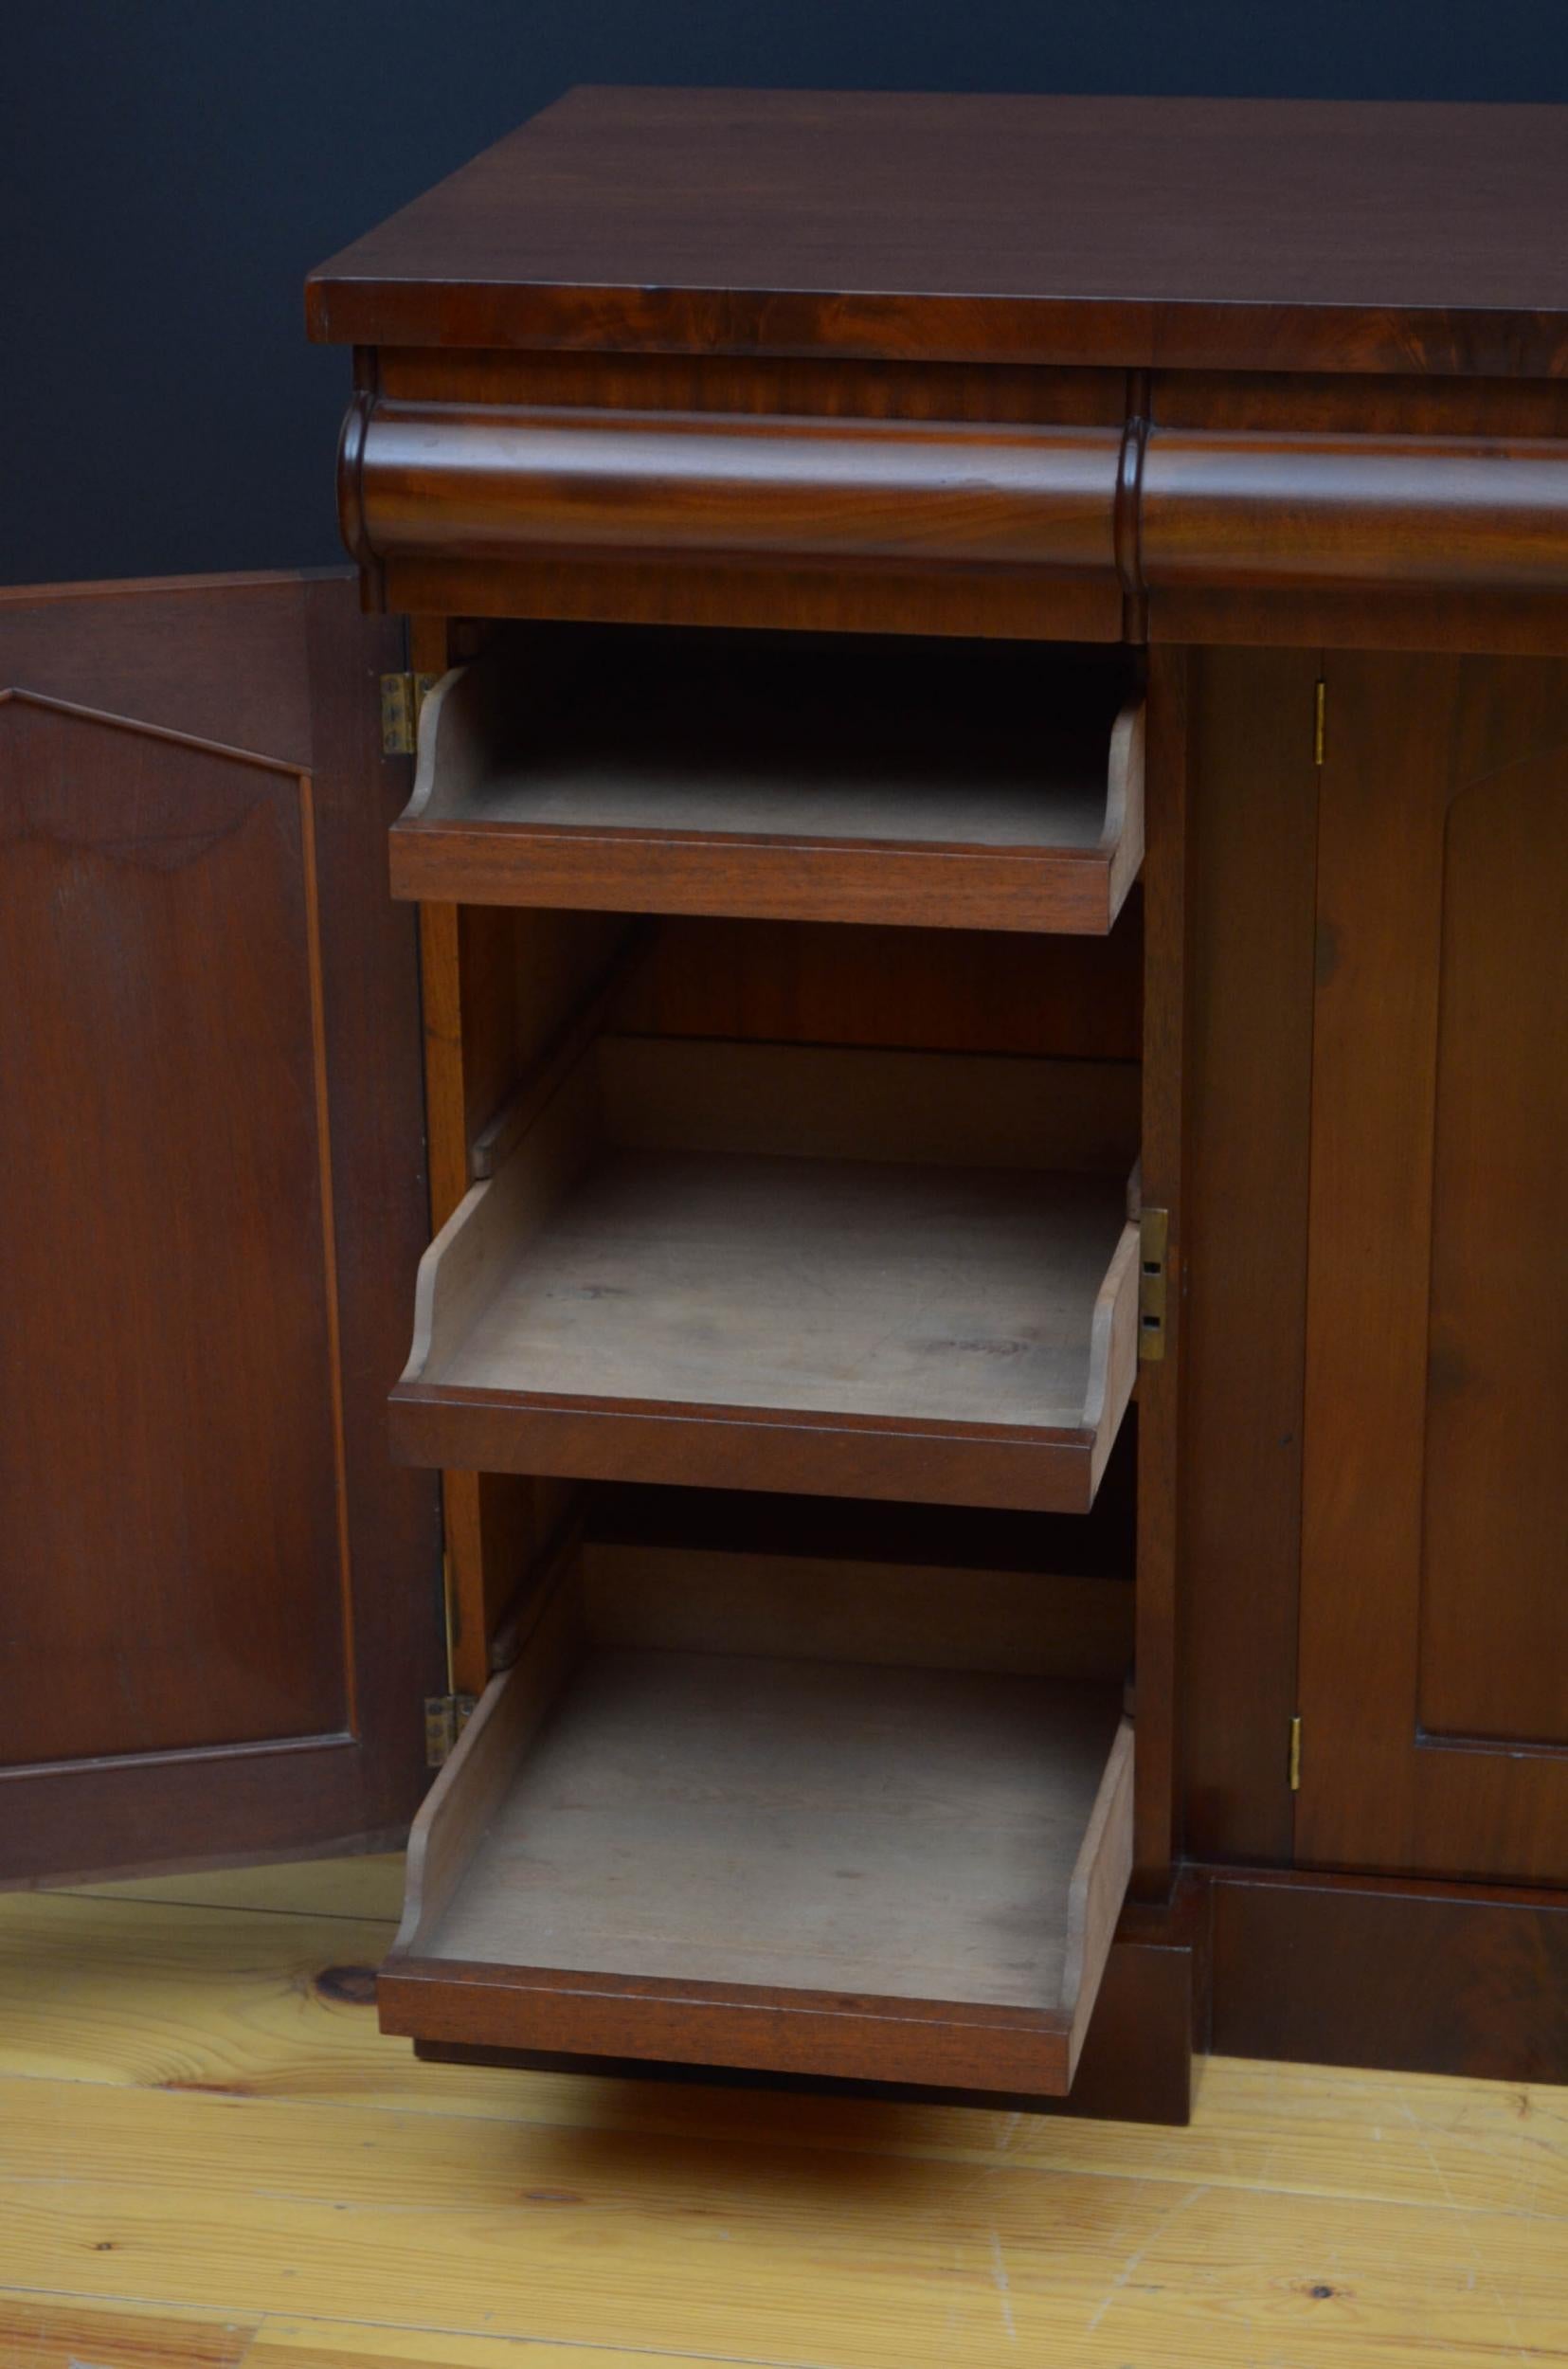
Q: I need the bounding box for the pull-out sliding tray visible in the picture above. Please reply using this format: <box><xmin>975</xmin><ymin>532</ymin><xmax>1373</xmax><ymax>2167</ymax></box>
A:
<box><xmin>390</xmin><ymin>1035</ymin><xmax>1142</xmax><ymax>1512</ymax></box>
<box><xmin>379</xmin><ymin>1536</ymin><xmax>1135</xmax><ymax>2095</ymax></box>
<box><xmin>391</xmin><ymin>630</ymin><xmax>1143</xmax><ymax>933</ymax></box>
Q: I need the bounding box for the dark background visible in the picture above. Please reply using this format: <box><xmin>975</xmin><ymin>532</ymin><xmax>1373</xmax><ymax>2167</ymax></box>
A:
<box><xmin>8</xmin><ymin>0</ymin><xmax>1568</xmax><ymax>586</ymax></box>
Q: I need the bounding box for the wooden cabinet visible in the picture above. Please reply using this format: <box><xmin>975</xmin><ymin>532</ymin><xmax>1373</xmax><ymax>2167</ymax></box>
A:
<box><xmin>9</xmin><ymin>89</ymin><xmax>1568</xmax><ymax>2113</ymax></box>
<box><xmin>305</xmin><ymin>87</ymin><xmax>1568</xmax><ymax>2105</ymax></box>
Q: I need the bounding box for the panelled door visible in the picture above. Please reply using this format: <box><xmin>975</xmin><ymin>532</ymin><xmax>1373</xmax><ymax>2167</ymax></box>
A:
<box><xmin>1297</xmin><ymin>651</ymin><xmax>1568</xmax><ymax>1885</ymax></box>
<box><xmin>0</xmin><ymin>570</ymin><xmax>442</xmax><ymax>1881</ymax></box>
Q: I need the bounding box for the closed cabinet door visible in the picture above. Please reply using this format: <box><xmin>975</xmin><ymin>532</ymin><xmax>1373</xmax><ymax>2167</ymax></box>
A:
<box><xmin>1298</xmin><ymin>652</ymin><xmax>1568</xmax><ymax>1884</ymax></box>
<box><xmin>0</xmin><ymin>572</ymin><xmax>442</xmax><ymax>1882</ymax></box>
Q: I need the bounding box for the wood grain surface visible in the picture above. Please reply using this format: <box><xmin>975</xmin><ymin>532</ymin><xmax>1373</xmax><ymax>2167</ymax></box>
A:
<box><xmin>318</xmin><ymin>97</ymin><xmax>1568</xmax><ymax>647</ymax></box>
<box><xmin>394</xmin><ymin>1031</ymin><xmax>1141</xmax><ymax>1511</ymax></box>
<box><xmin>378</xmin><ymin>1531</ymin><xmax>1136</xmax><ymax>2091</ymax></box>
<box><xmin>0</xmin><ymin>693</ymin><xmax>347</xmax><ymax>1763</ymax></box>
<box><xmin>2</xmin><ymin>1854</ymin><xmax>1565</xmax><ymax>2368</ymax></box>
<box><xmin>1298</xmin><ymin>652</ymin><xmax>1568</xmax><ymax>1884</ymax></box>
<box><xmin>308</xmin><ymin>88</ymin><xmax>1568</xmax><ymax>378</ymax></box>
<box><xmin>0</xmin><ymin>571</ymin><xmax>441</xmax><ymax>1881</ymax></box>
<box><xmin>412</xmin><ymin>1652</ymin><xmax>1122</xmax><ymax>1998</ymax></box>
<box><xmin>348</xmin><ymin>349</ymin><xmax>1568</xmax><ymax>654</ymax></box>
<box><xmin>1178</xmin><ymin>648</ymin><xmax>1320</xmax><ymax>1864</ymax></box>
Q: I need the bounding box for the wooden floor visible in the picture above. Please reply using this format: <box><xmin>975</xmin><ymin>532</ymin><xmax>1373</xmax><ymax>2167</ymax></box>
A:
<box><xmin>2</xmin><ymin>1854</ymin><xmax>1565</xmax><ymax>2369</ymax></box>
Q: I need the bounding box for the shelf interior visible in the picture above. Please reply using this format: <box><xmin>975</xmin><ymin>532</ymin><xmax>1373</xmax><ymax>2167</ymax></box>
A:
<box><xmin>396</xmin><ymin>1530</ymin><xmax>1134</xmax><ymax>2046</ymax></box>
<box><xmin>435</xmin><ymin>1646</ymin><xmax>1123</xmax><ymax>2007</ymax></box>
<box><xmin>410</xmin><ymin>626</ymin><xmax>1132</xmax><ymax>852</ymax></box>
<box><xmin>454</xmin><ymin>1148</ymin><xmax>1123</xmax><ymax>1427</ymax></box>
<box><xmin>405</xmin><ymin>1034</ymin><xmax>1140</xmax><ymax>1438</ymax></box>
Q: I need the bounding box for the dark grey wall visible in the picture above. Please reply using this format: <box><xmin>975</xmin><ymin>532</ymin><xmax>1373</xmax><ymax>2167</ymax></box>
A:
<box><xmin>7</xmin><ymin>0</ymin><xmax>1567</xmax><ymax>585</ymax></box>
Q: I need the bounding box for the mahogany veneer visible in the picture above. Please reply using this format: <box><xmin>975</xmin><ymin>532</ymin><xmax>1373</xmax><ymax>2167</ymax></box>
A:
<box><xmin>0</xmin><ymin>574</ymin><xmax>441</xmax><ymax>1885</ymax></box>
<box><xmin>298</xmin><ymin>87</ymin><xmax>1568</xmax><ymax>2111</ymax></box>
<box><xmin>308</xmin><ymin>88</ymin><xmax>1568</xmax><ymax>378</ymax></box>
<box><xmin>342</xmin><ymin>395</ymin><xmax>1568</xmax><ymax>643</ymax></box>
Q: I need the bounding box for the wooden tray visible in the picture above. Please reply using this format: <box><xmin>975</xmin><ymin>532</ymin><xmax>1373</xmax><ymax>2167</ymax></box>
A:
<box><xmin>390</xmin><ymin>629</ymin><xmax>1143</xmax><ymax>933</ymax></box>
<box><xmin>379</xmin><ymin>1535</ymin><xmax>1136</xmax><ymax>2094</ymax></box>
<box><xmin>389</xmin><ymin>1034</ymin><xmax>1142</xmax><ymax>1512</ymax></box>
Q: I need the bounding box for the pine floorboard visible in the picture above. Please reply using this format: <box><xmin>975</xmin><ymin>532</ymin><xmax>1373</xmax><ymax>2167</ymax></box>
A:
<box><xmin>0</xmin><ymin>1854</ymin><xmax>1563</xmax><ymax>2368</ymax></box>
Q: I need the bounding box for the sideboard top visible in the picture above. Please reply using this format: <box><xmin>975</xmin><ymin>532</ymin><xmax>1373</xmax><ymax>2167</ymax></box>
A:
<box><xmin>307</xmin><ymin>86</ymin><xmax>1568</xmax><ymax>378</ymax></box>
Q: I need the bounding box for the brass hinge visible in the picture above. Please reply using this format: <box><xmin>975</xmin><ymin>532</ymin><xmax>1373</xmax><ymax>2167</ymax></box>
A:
<box><xmin>1138</xmin><ymin>1205</ymin><xmax>1169</xmax><ymax>1363</ymax></box>
<box><xmin>1289</xmin><ymin>1713</ymin><xmax>1303</xmax><ymax>1792</ymax></box>
<box><xmin>1313</xmin><ymin>678</ymin><xmax>1326</xmax><ymax>769</ymax></box>
<box><xmin>381</xmin><ymin>671</ymin><xmax>438</xmax><ymax>756</ymax></box>
<box><xmin>424</xmin><ymin>1691</ymin><xmax>478</xmax><ymax>1768</ymax></box>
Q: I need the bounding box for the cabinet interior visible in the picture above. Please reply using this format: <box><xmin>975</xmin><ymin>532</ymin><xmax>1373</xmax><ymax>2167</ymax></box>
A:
<box><xmin>388</xmin><ymin>620</ymin><xmax>1149</xmax><ymax>2090</ymax></box>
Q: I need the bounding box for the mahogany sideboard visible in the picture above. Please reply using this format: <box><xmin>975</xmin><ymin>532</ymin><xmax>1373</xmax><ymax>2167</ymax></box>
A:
<box><xmin>5</xmin><ymin>90</ymin><xmax>1566</xmax><ymax>2121</ymax></box>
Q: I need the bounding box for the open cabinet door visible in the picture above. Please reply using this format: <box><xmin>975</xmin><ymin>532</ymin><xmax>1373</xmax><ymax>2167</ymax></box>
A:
<box><xmin>0</xmin><ymin>570</ymin><xmax>443</xmax><ymax>1882</ymax></box>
